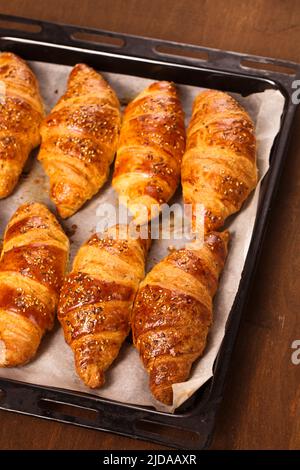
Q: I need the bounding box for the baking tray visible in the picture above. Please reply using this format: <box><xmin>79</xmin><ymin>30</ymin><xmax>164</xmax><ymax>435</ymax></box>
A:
<box><xmin>0</xmin><ymin>14</ymin><xmax>299</xmax><ymax>450</ymax></box>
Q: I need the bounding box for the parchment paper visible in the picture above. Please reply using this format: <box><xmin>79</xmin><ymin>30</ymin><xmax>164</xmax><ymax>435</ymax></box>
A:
<box><xmin>0</xmin><ymin>60</ymin><xmax>285</xmax><ymax>412</ymax></box>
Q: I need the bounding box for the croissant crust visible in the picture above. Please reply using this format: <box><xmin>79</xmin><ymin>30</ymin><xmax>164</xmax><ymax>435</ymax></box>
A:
<box><xmin>38</xmin><ymin>63</ymin><xmax>121</xmax><ymax>218</ymax></box>
<box><xmin>0</xmin><ymin>202</ymin><xmax>69</xmax><ymax>366</ymax></box>
<box><xmin>0</xmin><ymin>52</ymin><xmax>44</xmax><ymax>198</ymax></box>
<box><xmin>113</xmin><ymin>81</ymin><xmax>185</xmax><ymax>223</ymax></box>
<box><xmin>58</xmin><ymin>225</ymin><xmax>148</xmax><ymax>388</ymax></box>
<box><xmin>132</xmin><ymin>231</ymin><xmax>229</xmax><ymax>405</ymax></box>
<box><xmin>182</xmin><ymin>89</ymin><xmax>257</xmax><ymax>232</ymax></box>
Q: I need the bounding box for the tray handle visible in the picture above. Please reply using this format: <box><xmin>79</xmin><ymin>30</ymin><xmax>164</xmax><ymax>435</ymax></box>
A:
<box><xmin>0</xmin><ymin>14</ymin><xmax>70</xmax><ymax>43</ymax></box>
<box><xmin>0</xmin><ymin>378</ymin><xmax>216</xmax><ymax>449</ymax></box>
<box><xmin>1</xmin><ymin>14</ymin><xmax>300</xmax><ymax>93</ymax></box>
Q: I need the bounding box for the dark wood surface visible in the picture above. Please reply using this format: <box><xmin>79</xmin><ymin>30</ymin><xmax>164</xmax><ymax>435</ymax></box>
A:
<box><xmin>0</xmin><ymin>0</ymin><xmax>300</xmax><ymax>450</ymax></box>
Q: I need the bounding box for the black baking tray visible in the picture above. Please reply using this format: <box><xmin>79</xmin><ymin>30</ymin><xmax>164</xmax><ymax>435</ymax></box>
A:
<box><xmin>0</xmin><ymin>14</ymin><xmax>299</xmax><ymax>450</ymax></box>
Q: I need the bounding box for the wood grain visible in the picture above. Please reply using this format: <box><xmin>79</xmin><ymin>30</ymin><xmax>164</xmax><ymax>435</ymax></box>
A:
<box><xmin>0</xmin><ymin>0</ymin><xmax>300</xmax><ymax>450</ymax></box>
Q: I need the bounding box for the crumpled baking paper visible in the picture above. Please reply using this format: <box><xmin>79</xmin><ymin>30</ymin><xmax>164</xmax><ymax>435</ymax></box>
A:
<box><xmin>0</xmin><ymin>60</ymin><xmax>285</xmax><ymax>412</ymax></box>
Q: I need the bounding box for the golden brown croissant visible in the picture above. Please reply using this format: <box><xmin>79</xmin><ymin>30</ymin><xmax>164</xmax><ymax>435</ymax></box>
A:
<box><xmin>112</xmin><ymin>81</ymin><xmax>186</xmax><ymax>224</ymax></box>
<box><xmin>132</xmin><ymin>231</ymin><xmax>229</xmax><ymax>405</ymax></box>
<box><xmin>182</xmin><ymin>90</ymin><xmax>257</xmax><ymax>232</ymax></box>
<box><xmin>38</xmin><ymin>63</ymin><xmax>121</xmax><ymax>218</ymax></box>
<box><xmin>0</xmin><ymin>52</ymin><xmax>44</xmax><ymax>198</ymax></box>
<box><xmin>58</xmin><ymin>225</ymin><xmax>149</xmax><ymax>388</ymax></box>
<box><xmin>0</xmin><ymin>202</ymin><xmax>69</xmax><ymax>367</ymax></box>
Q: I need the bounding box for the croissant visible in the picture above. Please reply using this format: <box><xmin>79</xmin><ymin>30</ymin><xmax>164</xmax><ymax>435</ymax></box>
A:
<box><xmin>58</xmin><ymin>225</ymin><xmax>149</xmax><ymax>388</ymax></box>
<box><xmin>112</xmin><ymin>81</ymin><xmax>186</xmax><ymax>224</ymax></box>
<box><xmin>132</xmin><ymin>231</ymin><xmax>229</xmax><ymax>405</ymax></box>
<box><xmin>0</xmin><ymin>202</ymin><xmax>69</xmax><ymax>367</ymax></box>
<box><xmin>182</xmin><ymin>90</ymin><xmax>257</xmax><ymax>232</ymax></box>
<box><xmin>38</xmin><ymin>63</ymin><xmax>121</xmax><ymax>218</ymax></box>
<box><xmin>0</xmin><ymin>52</ymin><xmax>44</xmax><ymax>198</ymax></box>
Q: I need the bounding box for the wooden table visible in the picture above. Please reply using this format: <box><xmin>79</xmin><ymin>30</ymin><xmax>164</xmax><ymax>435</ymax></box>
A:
<box><xmin>0</xmin><ymin>0</ymin><xmax>300</xmax><ymax>450</ymax></box>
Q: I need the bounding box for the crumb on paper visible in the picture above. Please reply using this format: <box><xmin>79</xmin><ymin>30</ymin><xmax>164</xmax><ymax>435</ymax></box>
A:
<box><xmin>65</xmin><ymin>224</ymin><xmax>78</xmax><ymax>238</ymax></box>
